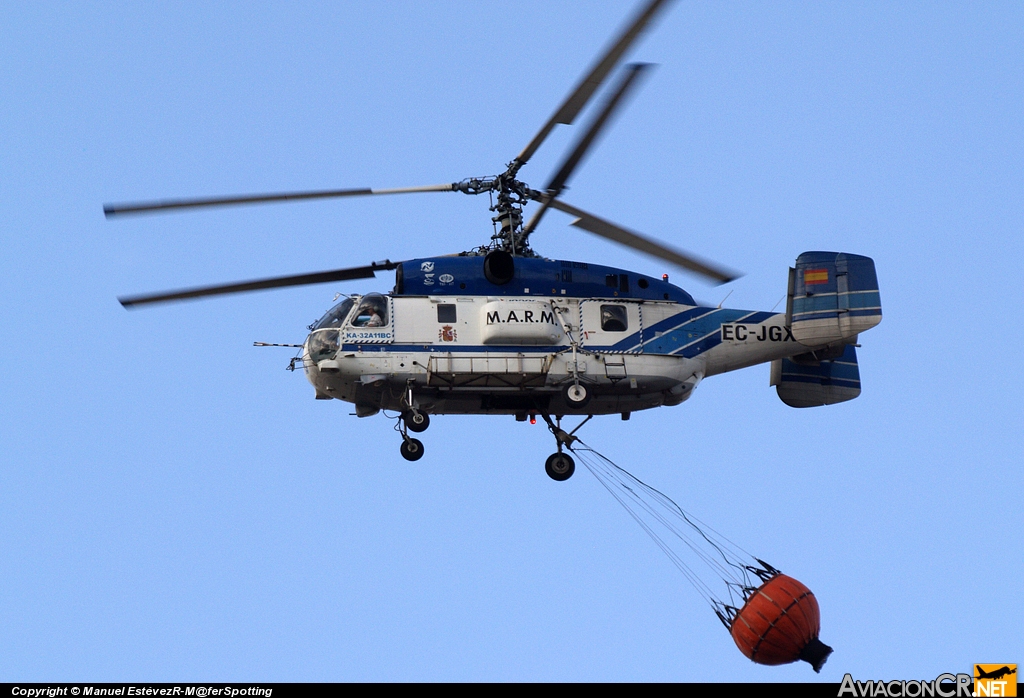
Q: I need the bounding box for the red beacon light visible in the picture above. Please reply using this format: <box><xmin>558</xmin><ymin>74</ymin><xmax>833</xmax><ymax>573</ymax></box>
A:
<box><xmin>662</xmin><ymin>273</ymin><xmax>669</xmax><ymax>282</ymax></box>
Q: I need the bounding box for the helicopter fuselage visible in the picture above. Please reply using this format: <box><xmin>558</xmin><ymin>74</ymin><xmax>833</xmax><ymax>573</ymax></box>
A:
<box><xmin>301</xmin><ymin>255</ymin><xmax>843</xmax><ymax>418</ymax></box>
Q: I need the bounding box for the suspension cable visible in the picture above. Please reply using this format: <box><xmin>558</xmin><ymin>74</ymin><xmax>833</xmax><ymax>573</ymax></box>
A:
<box><xmin>570</xmin><ymin>442</ymin><xmax>771</xmax><ymax>615</ymax></box>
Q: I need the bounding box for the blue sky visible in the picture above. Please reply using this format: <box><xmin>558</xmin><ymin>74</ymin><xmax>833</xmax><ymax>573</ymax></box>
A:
<box><xmin>2</xmin><ymin>1</ymin><xmax>1022</xmax><ymax>682</ymax></box>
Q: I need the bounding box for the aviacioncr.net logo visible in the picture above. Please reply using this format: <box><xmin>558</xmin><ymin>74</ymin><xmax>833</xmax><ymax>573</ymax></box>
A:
<box><xmin>839</xmin><ymin>673</ymin><xmax>972</xmax><ymax>697</ymax></box>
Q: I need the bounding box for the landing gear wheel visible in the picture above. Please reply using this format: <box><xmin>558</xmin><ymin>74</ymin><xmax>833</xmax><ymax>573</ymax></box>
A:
<box><xmin>545</xmin><ymin>452</ymin><xmax>576</xmax><ymax>481</ymax></box>
<box><xmin>563</xmin><ymin>382</ymin><xmax>591</xmax><ymax>408</ymax></box>
<box><xmin>404</xmin><ymin>411</ymin><xmax>430</xmax><ymax>433</ymax></box>
<box><xmin>400</xmin><ymin>438</ymin><xmax>424</xmax><ymax>462</ymax></box>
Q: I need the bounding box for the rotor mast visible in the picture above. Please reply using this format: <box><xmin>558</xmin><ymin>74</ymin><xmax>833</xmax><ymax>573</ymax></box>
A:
<box><xmin>490</xmin><ymin>171</ymin><xmax>530</xmax><ymax>257</ymax></box>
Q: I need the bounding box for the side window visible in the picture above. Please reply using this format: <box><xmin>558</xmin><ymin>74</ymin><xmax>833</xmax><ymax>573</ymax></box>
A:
<box><xmin>351</xmin><ymin>295</ymin><xmax>389</xmax><ymax>327</ymax></box>
<box><xmin>437</xmin><ymin>304</ymin><xmax>457</xmax><ymax>323</ymax></box>
<box><xmin>600</xmin><ymin>304</ymin><xmax>628</xmax><ymax>332</ymax></box>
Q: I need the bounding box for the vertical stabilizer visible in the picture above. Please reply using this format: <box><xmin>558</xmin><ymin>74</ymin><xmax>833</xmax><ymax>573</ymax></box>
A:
<box><xmin>789</xmin><ymin>252</ymin><xmax>881</xmax><ymax>346</ymax></box>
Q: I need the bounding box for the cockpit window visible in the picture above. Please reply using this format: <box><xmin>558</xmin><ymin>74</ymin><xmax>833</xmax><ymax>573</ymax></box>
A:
<box><xmin>351</xmin><ymin>293</ymin><xmax>389</xmax><ymax>327</ymax></box>
<box><xmin>315</xmin><ymin>298</ymin><xmax>354</xmax><ymax>330</ymax></box>
<box><xmin>600</xmin><ymin>304</ymin><xmax>628</xmax><ymax>332</ymax></box>
<box><xmin>307</xmin><ymin>329</ymin><xmax>340</xmax><ymax>361</ymax></box>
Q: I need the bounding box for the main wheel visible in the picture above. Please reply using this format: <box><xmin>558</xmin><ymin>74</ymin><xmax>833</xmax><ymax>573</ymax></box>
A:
<box><xmin>404</xmin><ymin>411</ymin><xmax>430</xmax><ymax>433</ymax></box>
<box><xmin>400</xmin><ymin>438</ymin><xmax>424</xmax><ymax>461</ymax></box>
<box><xmin>563</xmin><ymin>382</ymin><xmax>591</xmax><ymax>408</ymax></box>
<box><xmin>545</xmin><ymin>452</ymin><xmax>575</xmax><ymax>481</ymax></box>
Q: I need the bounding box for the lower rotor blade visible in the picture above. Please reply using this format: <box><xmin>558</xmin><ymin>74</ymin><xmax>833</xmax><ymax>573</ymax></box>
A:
<box><xmin>104</xmin><ymin>184</ymin><xmax>456</xmax><ymax>217</ymax></box>
<box><xmin>547</xmin><ymin>199</ymin><xmax>738</xmax><ymax>284</ymax></box>
<box><xmin>119</xmin><ymin>261</ymin><xmax>397</xmax><ymax>308</ymax></box>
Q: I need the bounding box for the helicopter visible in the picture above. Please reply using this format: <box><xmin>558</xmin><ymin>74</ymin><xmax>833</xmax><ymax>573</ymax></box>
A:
<box><xmin>105</xmin><ymin>0</ymin><xmax>882</xmax><ymax>480</ymax></box>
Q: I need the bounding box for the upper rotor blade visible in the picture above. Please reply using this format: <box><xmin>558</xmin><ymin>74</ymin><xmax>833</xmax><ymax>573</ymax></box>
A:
<box><xmin>546</xmin><ymin>199</ymin><xmax>739</xmax><ymax>284</ymax></box>
<box><xmin>522</xmin><ymin>63</ymin><xmax>652</xmax><ymax>237</ymax></box>
<box><xmin>119</xmin><ymin>261</ymin><xmax>397</xmax><ymax>308</ymax></box>
<box><xmin>513</xmin><ymin>0</ymin><xmax>673</xmax><ymax>169</ymax></box>
<box><xmin>546</xmin><ymin>63</ymin><xmax>651</xmax><ymax>197</ymax></box>
<box><xmin>104</xmin><ymin>184</ymin><xmax>455</xmax><ymax>217</ymax></box>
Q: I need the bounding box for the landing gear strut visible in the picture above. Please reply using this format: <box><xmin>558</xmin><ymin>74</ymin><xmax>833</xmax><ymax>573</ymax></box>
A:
<box><xmin>538</xmin><ymin>413</ymin><xmax>592</xmax><ymax>481</ymax></box>
<box><xmin>396</xmin><ymin>417</ymin><xmax>425</xmax><ymax>461</ymax></box>
<box><xmin>397</xmin><ymin>382</ymin><xmax>427</xmax><ymax>460</ymax></box>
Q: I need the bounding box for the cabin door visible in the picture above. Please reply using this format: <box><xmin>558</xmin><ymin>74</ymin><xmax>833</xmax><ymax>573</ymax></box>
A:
<box><xmin>341</xmin><ymin>295</ymin><xmax>395</xmax><ymax>344</ymax></box>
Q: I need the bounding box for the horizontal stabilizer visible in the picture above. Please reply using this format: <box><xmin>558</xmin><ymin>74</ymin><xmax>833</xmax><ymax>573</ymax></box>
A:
<box><xmin>789</xmin><ymin>252</ymin><xmax>881</xmax><ymax>347</ymax></box>
<box><xmin>771</xmin><ymin>345</ymin><xmax>861</xmax><ymax>408</ymax></box>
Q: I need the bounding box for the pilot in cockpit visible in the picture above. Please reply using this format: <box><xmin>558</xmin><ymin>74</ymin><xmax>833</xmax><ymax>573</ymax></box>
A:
<box><xmin>352</xmin><ymin>294</ymin><xmax>388</xmax><ymax>327</ymax></box>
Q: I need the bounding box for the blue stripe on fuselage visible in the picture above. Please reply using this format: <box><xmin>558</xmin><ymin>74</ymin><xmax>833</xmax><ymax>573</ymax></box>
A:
<box><xmin>605</xmin><ymin>308</ymin><xmax>781</xmax><ymax>356</ymax></box>
<box><xmin>642</xmin><ymin>308</ymin><xmax>760</xmax><ymax>356</ymax></box>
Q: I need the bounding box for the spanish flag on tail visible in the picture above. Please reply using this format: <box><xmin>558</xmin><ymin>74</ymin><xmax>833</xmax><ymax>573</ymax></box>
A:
<box><xmin>803</xmin><ymin>268</ymin><xmax>829</xmax><ymax>285</ymax></box>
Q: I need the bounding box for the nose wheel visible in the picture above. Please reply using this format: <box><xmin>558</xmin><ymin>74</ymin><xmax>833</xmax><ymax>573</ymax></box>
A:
<box><xmin>403</xmin><ymin>410</ymin><xmax>430</xmax><ymax>433</ymax></box>
<box><xmin>400</xmin><ymin>437</ymin><xmax>424</xmax><ymax>461</ymax></box>
<box><xmin>396</xmin><ymin>383</ymin><xmax>429</xmax><ymax>460</ymax></box>
<box><xmin>394</xmin><ymin>402</ymin><xmax>427</xmax><ymax>462</ymax></box>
